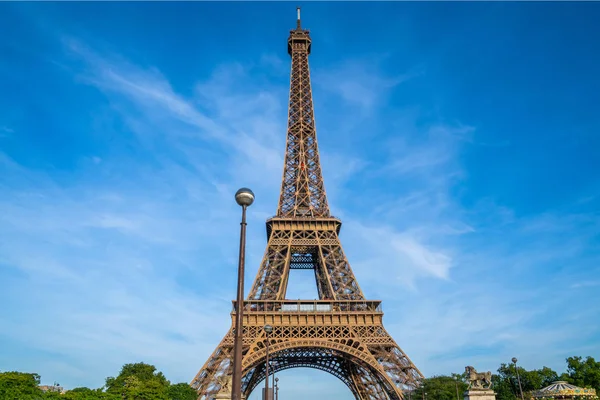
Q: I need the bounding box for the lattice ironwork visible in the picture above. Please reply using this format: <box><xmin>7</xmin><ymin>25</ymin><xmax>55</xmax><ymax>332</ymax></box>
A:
<box><xmin>248</xmin><ymin>222</ymin><xmax>364</xmax><ymax>301</ymax></box>
<box><xmin>191</xmin><ymin>10</ymin><xmax>424</xmax><ymax>400</ymax></box>
<box><xmin>192</xmin><ymin>310</ymin><xmax>422</xmax><ymax>399</ymax></box>
<box><xmin>277</xmin><ymin>8</ymin><xmax>328</xmax><ymax>219</ymax></box>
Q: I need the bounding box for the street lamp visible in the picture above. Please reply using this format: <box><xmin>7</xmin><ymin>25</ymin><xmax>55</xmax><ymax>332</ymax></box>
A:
<box><xmin>512</xmin><ymin>357</ymin><xmax>524</xmax><ymax>400</ymax></box>
<box><xmin>232</xmin><ymin>188</ymin><xmax>255</xmax><ymax>400</ymax></box>
<box><xmin>275</xmin><ymin>377</ymin><xmax>279</xmax><ymax>400</ymax></box>
<box><xmin>455</xmin><ymin>376</ymin><xmax>460</xmax><ymax>400</ymax></box>
<box><xmin>397</xmin><ymin>381</ymin><xmax>411</xmax><ymax>400</ymax></box>
<box><xmin>264</xmin><ymin>324</ymin><xmax>274</xmax><ymax>400</ymax></box>
<box><xmin>272</xmin><ymin>366</ymin><xmax>276</xmax><ymax>398</ymax></box>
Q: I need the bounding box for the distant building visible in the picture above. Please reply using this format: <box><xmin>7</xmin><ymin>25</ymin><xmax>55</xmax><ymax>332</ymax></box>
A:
<box><xmin>533</xmin><ymin>381</ymin><xmax>598</xmax><ymax>400</ymax></box>
<box><xmin>39</xmin><ymin>384</ymin><xmax>66</xmax><ymax>394</ymax></box>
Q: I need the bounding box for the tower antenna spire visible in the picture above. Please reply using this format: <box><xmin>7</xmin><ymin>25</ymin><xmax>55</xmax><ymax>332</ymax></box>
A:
<box><xmin>190</xmin><ymin>14</ymin><xmax>425</xmax><ymax>400</ymax></box>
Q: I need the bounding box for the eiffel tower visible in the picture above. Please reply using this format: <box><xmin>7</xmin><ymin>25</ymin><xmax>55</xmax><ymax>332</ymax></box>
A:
<box><xmin>191</xmin><ymin>9</ymin><xmax>424</xmax><ymax>400</ymax></box>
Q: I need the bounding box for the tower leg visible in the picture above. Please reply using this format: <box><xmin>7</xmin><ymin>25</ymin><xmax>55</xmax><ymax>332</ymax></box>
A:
<box><xmin>191</xmin><ymin>330</ymin><xmax>234</xmax><ymax>398</ymax></box>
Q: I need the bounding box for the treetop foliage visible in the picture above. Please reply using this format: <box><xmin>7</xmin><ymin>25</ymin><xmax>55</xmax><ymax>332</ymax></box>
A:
<box><xmin>0</xmin><ymin>362</ymin><xmax>197</xmax><ymax>400</ymax></box>
<box><xmin>0</xmin><ymin>356</ymin><xmax>598</xmax><ymax>400</ymax></box>
<box><xmin>411</xmin><ymin>357</ymin><xmax>600</xmax><ymax>400</ymax></box>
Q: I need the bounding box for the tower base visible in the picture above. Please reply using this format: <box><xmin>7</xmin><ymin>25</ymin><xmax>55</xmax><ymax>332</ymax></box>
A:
<box><xmin>211</xmin><ymin>394</ymin><xmax>246</xmax><ymax>400</ymax></box>
<box><xmin>464</xmin><ymin>389</ymin><xmax>496</xmax><ymax>400</ymax></box>
<box><xmin>192</xmin><ymin>300</ymin><xmax>422</xmax><ymax>399</ymax></box>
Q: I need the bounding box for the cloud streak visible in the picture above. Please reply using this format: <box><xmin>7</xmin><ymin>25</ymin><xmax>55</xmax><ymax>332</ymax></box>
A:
<box><xmin>1</xmin><ymin>11</ymin><xmax>599</xmax><ymax>400</ymax></box>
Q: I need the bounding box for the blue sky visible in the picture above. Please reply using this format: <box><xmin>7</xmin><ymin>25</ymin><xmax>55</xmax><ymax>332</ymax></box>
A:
<box><xmin>1</xmin><ymin>2</ymin><xmax>599</xmax><ymax>399</ymax></box>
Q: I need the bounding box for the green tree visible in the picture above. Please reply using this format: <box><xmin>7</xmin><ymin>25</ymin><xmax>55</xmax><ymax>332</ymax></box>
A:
<box><xmin>492</xmin><ymin>368</ymin><xmax>518</xmax><ymax>400</ymax></box>
<box><xmin>562</xmin><ymin>356</ymin><xmax>600</xmax><ymax>392</ymax></box>
<box><xmin>166</xmin><ymin>383</ymin><xmax>197</xmax><ymax>400</ymax></box>
<box><xmin>0</xmin><ymin>371</ymin><xmax>44</xmax><ymax>400</ymax></box>
<box><xmin>493</xmin><ymin>363</ymin><xmax>559</xmax><ymax>400</ymax></box>
<box><xmin>534</xmin><ymin>366</ymin><xmax>560</xmax><ymax>388</ymax></box>
<box><xmin>63</xmin><ymin>387</ymin><xmax>120</xmax><ymax>400</ymax></box>
<box><xmin>412</xmin><ymin>374</ymin><xmax>469</xmax><ymax>400</ymax></box>
<box><xmin>105</xmin><ymin>362</ymin><xmax>170</xmax><ymax>400</ymax></box>
<box><xmin>42</xmin><ymin>391</ymin><xmax>63</xmax><ymax>399</ymax></box>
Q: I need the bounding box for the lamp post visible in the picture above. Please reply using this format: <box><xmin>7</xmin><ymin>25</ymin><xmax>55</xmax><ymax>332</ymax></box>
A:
<box><xmin>232</xmin><ymin>188</ymin><xmax>255</xmax><ymax>400</ymax></box>
<box><xmin>455</xmin><ymin>376</ymin><xmax>460</xmax><ymax>400</ymax></box>
<box><xmin>512</xmin><ymin>357</ymin><xmax>525</xmax><ymax>400</ymax></box>
<box><xmin>395</xmin><ymin>380</ymin><xmax>410</xmax><ymax>400</ymax></box>
<box><xmin>275</xmin><ymin>377</ymin><xmax>279</xmax><ymax>400</ymax></box>
<box><xmin>264</xmin><ymin>325</ymin><xmax>274</xmax><ymax>400</ymax></box>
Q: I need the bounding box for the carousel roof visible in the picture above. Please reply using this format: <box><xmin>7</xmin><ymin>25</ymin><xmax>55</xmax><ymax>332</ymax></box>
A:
<box><xmin>534</xmin><ymin>381</ymin><xmax>597</xmax><ymax>397</ymax></box>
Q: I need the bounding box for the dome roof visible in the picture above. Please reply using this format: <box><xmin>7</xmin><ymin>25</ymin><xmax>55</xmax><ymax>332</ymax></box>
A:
<box><xmin>534</xmin><ymin>381</ymin><xmax>597</xmax><ymax>398</ymax></box>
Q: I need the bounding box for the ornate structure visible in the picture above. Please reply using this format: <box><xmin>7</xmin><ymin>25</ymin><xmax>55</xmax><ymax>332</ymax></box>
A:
<box><xmin>191</xmin><ymin>9</ymin><xmax>424</xmax><ymax>400</ymax></box>
<box><xmin>464</xmin><ymin>366</ymin><xmax>496</xmax><ymax>400</ymax></box>
<box><xmin>533</xmin><ymin>381</ymin><xmax>598</xmax><ymax>400</ymax></box>
<box><xmin>465</xmin><ymin>366</ymin><xmax>493</xmax><ymax>390</ymax></box>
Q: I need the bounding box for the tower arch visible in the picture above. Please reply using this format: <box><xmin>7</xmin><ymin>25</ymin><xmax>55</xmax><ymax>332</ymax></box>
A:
<box><xmin>191</xmin><ymin>9</ymin><xmax>424</xmax><ymax>400</ymax></box>
<box><xmin>241</xmin><ymin>340</ymin><xmax>403</xmax><ymax>399</ymax></box>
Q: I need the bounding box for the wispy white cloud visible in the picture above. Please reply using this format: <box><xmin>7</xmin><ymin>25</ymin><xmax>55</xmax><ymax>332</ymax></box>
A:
<box><xmin>382</xmin><ymin>123</ymin><xmax>473</xmax><ymax>176</ymax></box>
<box><xmin>314</xmin><ymin>57</ymin><xmax>421</xmax><ymax>111</ymax></box>
<box><xmin>344</xmin><ymin>221</ymin><xmax>455</xmax><ymax>289</ymax></box>
<box><xmin>1</xmin><ymin>25</ymin><xmax>599</xmax><ymax>400</ymax></box>
<box><xmin>570</xmin><ymin>281</ymin><xmax>600</xmax><ymax>289</ymax></box>
<box><xmin>1</xmin><ymin>40</ymin><xmax>281</xmax><ymax>390</ymax></box>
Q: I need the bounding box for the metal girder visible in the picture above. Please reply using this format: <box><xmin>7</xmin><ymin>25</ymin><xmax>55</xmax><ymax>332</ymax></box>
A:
<box><xmin>191</xmin><ymin>310</ymin><xmax>424</xmax><ymax>399</ymax></box>
<box><xmin>277</xmin><ymin>17</ymin><xmax>329</xmax><ymax>218</ymax></box>
<box><xmin>248</xmin><ymin>226</ymin><xmax>364</xmax><ymax>301</ymax></box>
<box><xmin>190</xmin><ymin>12</ymin><xmax>424</xmax><ymax>400</ymax></box>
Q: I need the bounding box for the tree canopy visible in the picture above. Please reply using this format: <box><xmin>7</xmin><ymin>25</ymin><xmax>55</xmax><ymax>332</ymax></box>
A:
<box><xmin>105</xmin><ymin>362</ymin><xmax>170</xmax><ymax>400</ymax></box>
<box><xmin>0</xmin><ymin>363</ymin><xmax>196</xmax><ymax>400</ymax></box>
<box><xmin>405</xmin><ymin>357</ymin><xmax>599</xmax><ymax>400</ymax></box>
<box><xmin>0</xmin><ymin>371</ymin><xmax>43</xmax><ymax>400</ymax></box>
<box><xmin>412</xmin><ymin>373</ymin><xmax>469</xmax><ymax>400</ymax></box>
<box><xmin>1</xmin><ymin>356</ymin><xmax>598</xmax><ymax>400</ymax></box>
<box><xmin>563</xmin><ymin>356</ymin><xmax>600</xmax><ymax>393</ymax></box>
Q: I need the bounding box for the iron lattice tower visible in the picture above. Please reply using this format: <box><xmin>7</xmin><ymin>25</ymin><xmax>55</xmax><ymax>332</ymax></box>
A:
<box><xmin>191</xmin><ymin>10</ymin><xmax>424</xmax><ymax>400</ymax></box>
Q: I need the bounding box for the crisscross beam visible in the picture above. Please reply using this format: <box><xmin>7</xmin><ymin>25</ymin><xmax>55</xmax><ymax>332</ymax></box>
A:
<box><xmin>277</xmin><ymin>16</ymin><xmax>329</xmax><ymax>218</ymax></box>
<box><xmin>191</xmin><ymin>11</ymin><xmax>424</xmax><ymax>400</ymax></box>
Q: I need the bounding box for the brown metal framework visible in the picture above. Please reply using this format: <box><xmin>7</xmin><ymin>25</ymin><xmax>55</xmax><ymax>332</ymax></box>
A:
<box><xmin>191</xmin><ymin>11</ymin><xmax>424</xmax><ymax>400</ymax></box>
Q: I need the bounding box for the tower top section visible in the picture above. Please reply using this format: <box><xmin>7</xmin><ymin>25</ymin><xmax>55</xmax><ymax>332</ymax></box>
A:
<box><xmin>288</xmin><ymin>7</ymin><xmax>311</xmax><ymax>56</ymax></box>
<box><xmin>277</xmin><ymin>7</ymin><xmax>329</xmax><ymax>218</ymax></box>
